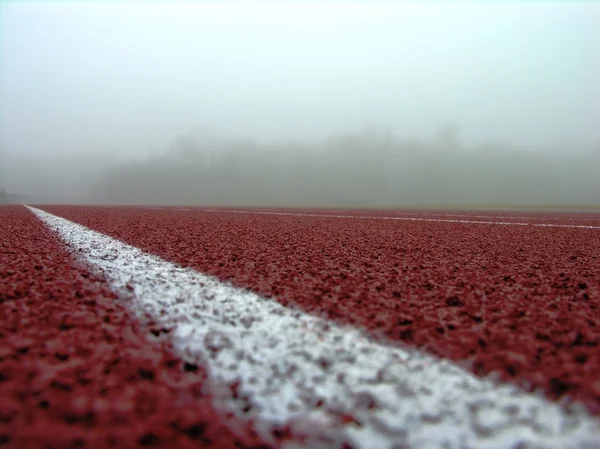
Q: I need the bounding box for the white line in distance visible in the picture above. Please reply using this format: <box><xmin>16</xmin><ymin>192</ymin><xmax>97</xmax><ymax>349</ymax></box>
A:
<box><xmin>200</xmin><ymin>209</ymin><xmax>600</xmax><ymax>229</ymax></box>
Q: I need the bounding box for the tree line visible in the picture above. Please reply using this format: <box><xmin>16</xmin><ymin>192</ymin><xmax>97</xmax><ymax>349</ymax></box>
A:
<box><xmin>93</xmin><ymin>129</ymin><xmax>600</xmax><ymax>208</ymax></box>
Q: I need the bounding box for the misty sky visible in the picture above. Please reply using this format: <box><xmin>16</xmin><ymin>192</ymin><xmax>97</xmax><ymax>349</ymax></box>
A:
<box><xmin>1</xmin><ymin>1</ymin><xmax>599</xmax><ymax>163</ymax></box>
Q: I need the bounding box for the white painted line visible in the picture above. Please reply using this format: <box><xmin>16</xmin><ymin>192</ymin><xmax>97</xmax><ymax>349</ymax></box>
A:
<box><xmin>28</xmin><ymin>206</ymin><xmax>599</xmax><ymax>449</ymax></box>
<box><xmin>391</xmin><ymin>212</ymin><xmax>600</xmax><ymax>221</ymax></box>
<box><xmin>201</xmin><ymin>209</ymin><xmax>600</xmax><ymax>229</ymax></box>
<box><xmin>142</xmin><ymin>206</ymin><xmax>600</xmax><ymax>223</ymax></box>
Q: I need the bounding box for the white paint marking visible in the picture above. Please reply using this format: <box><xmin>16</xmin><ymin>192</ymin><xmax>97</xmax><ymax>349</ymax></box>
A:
<box><xmin>390</xmin><ymin>211</ymin><xmax>600</xmax><ymax>221</ymax></box>
<box><xmin>140</xmin><ymin>205</ymin><xmax>600</xmax><ymax>223</ymax></box>
<box><xmin>201</xmin><ymin>209</ymin><xmax>600</xmax><ymax>229</ymax></box>
<box><xmin>28</xmin><ymin>206</ymin><xmax>599</xmax><ymax>449</ymax></box>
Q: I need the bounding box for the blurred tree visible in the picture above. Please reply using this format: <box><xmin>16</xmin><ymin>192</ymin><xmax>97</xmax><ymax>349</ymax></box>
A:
<box><xmin>435</xmin><ymin>123</ymin><xmax>461</xmax><ymax>151</ymax></box>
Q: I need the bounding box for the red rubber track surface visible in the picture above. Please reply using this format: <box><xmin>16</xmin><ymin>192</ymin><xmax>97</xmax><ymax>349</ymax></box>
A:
<box><xmin>205</xmin><ymin>206</ymin><xmax>600</xmax><ymax>226</ymax></box>
<box><xmin>0</xmin><ymin>206</ymin><xmax>274</xmax><ymax>449</ymax></box>
<box><xmin>39</xmin><ymin>206</ymin><xmax>600</xmax><ymax>416</ymax></box>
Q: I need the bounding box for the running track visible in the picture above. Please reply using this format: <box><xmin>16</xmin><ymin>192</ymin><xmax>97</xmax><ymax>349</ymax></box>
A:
<box><xmin>1</xmin><ymin>205</ymin><xmax>599</xmax><ymax>448</ymax></box>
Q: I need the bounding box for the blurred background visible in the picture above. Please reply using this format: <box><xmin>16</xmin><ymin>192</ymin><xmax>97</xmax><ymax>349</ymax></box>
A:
<box><xmin>1</xmin><ymin>1</ymin><xmax>598</xmax><ymax>207</ymax></box>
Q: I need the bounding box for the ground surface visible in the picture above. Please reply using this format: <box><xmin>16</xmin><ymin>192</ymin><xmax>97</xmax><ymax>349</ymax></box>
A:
<box><xmin>1</xmin><ymin>205</ymin><xmax>599</xmax><ymax>448</ymax></box>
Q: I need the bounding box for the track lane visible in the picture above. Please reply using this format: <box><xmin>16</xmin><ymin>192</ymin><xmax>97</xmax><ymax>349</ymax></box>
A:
<box><xmin>0</xmin><ymin>205</ymin><xmax>273</xmax><ymax>449</ymax></box>
<box><xmin>144</xmin><ymin>206</ymin><xmax>600</xmax><ymax>227</ymax></box>
<box><xmin>28</xmin><ymin>206</ymin><xmax>600</xmax><ymax>449</ymax></box>
<box><xmin>37</xmin><ymin>205</ymin><xmax>600</xmax><ymax>416</ymax></box>
<box><xmin>199</xmin><ymin>208</ymin><xmax>600</xmax><ymax>229</ymax></box>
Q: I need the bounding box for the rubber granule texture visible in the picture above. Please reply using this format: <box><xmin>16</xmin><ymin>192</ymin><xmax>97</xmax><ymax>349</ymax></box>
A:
<box><xmin>0</xmin><ymin>205</ymin><xmax>273</xmax><ymax>449</ymax></box>
<box><xmin>41</xmin><ymin>206</ymin><xmax>600</xmax><ymax>416</ymax></box>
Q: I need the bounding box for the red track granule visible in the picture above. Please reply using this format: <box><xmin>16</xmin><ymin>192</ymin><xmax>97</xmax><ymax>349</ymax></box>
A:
<box><xmin>41</xmin><ymin>206</ymin><xmax>600</xmax><ymax>416</ymax></box>
<box><xmin>0</xmin><ymin>206</ymin><xmax>274</xmax><ymax>449</ymax></box>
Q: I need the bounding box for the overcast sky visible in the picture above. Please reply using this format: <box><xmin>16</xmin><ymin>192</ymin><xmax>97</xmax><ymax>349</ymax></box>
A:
<box><xmin>1</xmin><ymin>1</ymin><xmax>599</xmax><ymax>161</ymax></box>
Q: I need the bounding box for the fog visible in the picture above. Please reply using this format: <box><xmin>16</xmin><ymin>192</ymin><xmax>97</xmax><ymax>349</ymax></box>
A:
<box><xmin>1</xmin><ymin>2</ymin><xmax>599</xmax><ymax>207</ymax></box>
